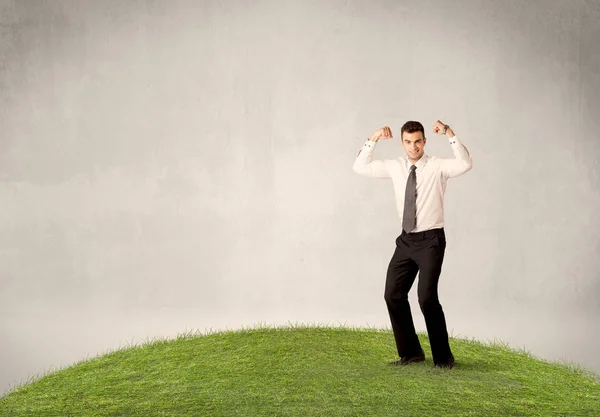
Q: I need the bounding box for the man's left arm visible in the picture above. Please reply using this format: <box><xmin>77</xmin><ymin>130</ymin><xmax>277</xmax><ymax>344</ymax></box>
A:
<box><xmin>433</xmin><ymin>121</ymin><xmax>473</xmax><ymax>179</ymax></box>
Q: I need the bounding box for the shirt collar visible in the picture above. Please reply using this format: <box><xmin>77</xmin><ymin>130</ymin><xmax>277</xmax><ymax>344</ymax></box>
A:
<box><xmin>405</xmin><ymin>153</ymin><xmax>428</xmax><ymax>170</ymax></box>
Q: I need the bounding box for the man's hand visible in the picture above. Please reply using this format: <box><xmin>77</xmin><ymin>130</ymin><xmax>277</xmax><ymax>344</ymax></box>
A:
<box><xmin>433</xmin><ymin>120</ymin><xmax>454</xmax><ymax>137</ymax></box>
<box><xmin>369</xmin><ymin>126</ymin><xmax>393</xmax><ymax>142</ymax></box>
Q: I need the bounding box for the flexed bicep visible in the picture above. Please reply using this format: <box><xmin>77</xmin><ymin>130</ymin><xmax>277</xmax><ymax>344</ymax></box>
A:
<box><xmin>353</xmin><ymin>158</ymin><xmax>392</xmax><ymax>178</ymax></box>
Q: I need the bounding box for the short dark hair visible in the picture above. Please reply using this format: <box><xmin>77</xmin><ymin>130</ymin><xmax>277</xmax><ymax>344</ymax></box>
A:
<box><xmin>401</xmin><ymin>121</ymin><xmax>424</xmax><ymax>138</ymax></box>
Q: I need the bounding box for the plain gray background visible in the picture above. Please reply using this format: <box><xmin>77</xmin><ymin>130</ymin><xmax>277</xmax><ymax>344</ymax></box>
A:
<box><xmin>1</xmin><ymin>0</ymin><xmax>599</xmax><ymax>395</ymax></box>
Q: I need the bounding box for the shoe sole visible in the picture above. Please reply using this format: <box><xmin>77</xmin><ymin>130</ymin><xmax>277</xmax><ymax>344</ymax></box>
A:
<box><xmin>434</xmin><ymin>359</ymin><xmax>455</xmax><ymax>369</ymax></box>
<box><xmin>388</xmin><ymin>356</ymin><xmax>426</xmax><ymax>366</ymax></box>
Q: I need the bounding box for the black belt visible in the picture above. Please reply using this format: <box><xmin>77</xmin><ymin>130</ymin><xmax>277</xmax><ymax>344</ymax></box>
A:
<box><xmin>401</xmin><ymin>227</ymin><xmax>444</xmax><ymax>239</ymax></box>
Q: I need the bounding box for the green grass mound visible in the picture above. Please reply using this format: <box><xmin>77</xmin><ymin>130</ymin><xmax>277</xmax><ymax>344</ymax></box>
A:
<box><xmin>1</xmin><ymin>324</ymin><xmax>599</xmax><ymax>416</ymax></box>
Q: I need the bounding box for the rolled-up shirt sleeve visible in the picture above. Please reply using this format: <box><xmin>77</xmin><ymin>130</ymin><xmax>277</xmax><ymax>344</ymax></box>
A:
<box><xmin>353</xmin><ymin>139</ymin><xmax>393</xmax><ymax>179</ymax></box>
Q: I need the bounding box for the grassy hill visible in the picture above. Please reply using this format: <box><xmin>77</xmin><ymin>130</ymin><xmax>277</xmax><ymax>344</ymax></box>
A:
<box><xmin>1</xmin><ymin>323</ymin><xmax>599</xmax><ymax>416</ymax></box>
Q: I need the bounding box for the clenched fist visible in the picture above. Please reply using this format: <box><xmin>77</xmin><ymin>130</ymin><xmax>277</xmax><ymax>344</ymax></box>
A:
<box><xmin>432</xmin><ymin>120</ymin><xmax>454</xmax><ymax>136</ymax></box>
<box><xmin>369</xmin><ymin>126</ymin><xmax>393</xmax><ymax>142</ymax></box>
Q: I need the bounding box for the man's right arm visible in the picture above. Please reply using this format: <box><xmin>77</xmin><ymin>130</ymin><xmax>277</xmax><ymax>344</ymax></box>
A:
<box><xmin>352</xmin><ymin>138</ymin><xmax>392</xmax><ymax>178</ymax></box>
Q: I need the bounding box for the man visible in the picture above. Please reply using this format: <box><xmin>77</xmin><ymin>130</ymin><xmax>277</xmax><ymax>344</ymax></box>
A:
<box><xmin>352</xmin><ymin>120</ymin><xmax>472</xmax><ymax>369</ymax></box>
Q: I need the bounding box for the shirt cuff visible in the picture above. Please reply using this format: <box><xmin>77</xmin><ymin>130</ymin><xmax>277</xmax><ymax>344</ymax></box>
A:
<box><xmin>448</xmin><ymin>135</ymin><xmax>458</xmax><ymax>145</ymax></box>
<box><xmin>357</xmin><ymin>138</ymin><xmax>376</xmax><ymax>154</ymax></box>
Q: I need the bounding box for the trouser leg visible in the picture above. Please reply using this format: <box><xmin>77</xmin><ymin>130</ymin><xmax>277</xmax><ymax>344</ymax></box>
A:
<box><xmin>384</xmin><ymin>235</ymin><xmax>421</xmax><ymax>358</ymax></box>
<box><xmin>414</xmin><ymin>231</ymin><xmax>453</xmax><ymax>364</ymax></box>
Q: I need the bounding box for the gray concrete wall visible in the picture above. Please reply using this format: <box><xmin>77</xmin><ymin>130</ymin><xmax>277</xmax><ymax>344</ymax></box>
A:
<box><xmin>1</xmin><ymin>0</ymin><xmax>599</xmax><ymax>394</ymax></box>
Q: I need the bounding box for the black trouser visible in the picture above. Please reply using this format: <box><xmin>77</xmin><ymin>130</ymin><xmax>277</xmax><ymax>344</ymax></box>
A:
<box><xmin>384</xmin><ymin>227</ymin><xmax>453</xmax><ymax>365</ymax></box>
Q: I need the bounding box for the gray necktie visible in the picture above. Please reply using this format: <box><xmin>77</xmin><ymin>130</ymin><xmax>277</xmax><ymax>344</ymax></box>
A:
<box><xmin>402</xmin><ymin>165</ymin><xmax>417</xmax><ymax>233</ymax></box>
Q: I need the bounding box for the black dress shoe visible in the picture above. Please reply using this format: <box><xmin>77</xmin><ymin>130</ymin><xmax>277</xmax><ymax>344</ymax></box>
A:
<box><xmin>434</xmin><ymin>355</ymin><xmax>455</xmax><ymax>369</ymax></box>
<box><xmin>388</xmin><ymin>350</ymin><xmax>426</xmax><ymax>366</ymax></box>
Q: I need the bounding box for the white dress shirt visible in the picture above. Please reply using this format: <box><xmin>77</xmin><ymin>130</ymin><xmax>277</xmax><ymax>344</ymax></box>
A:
<box><xmin>353</xmin><ymin>135</ymin><xmax>473</xmax><ymax>232</ymax></box>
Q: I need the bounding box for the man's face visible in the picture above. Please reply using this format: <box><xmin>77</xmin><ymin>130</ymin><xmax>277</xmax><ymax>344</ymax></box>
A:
<box><xmin>402</xmin><ymin>131</ymin><xmax>426</xmax><ymax>162</ymax></box>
